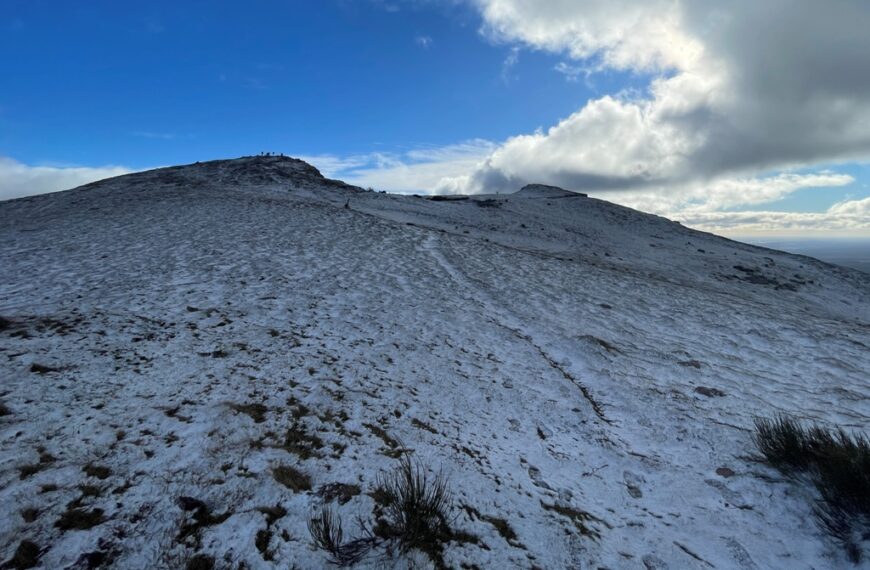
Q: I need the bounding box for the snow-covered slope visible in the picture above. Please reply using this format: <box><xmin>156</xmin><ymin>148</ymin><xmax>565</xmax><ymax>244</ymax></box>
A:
<box><xmin>1</xmin><ymin>156</ymin><xmax>868</xmax><ymax>569</ymax></box>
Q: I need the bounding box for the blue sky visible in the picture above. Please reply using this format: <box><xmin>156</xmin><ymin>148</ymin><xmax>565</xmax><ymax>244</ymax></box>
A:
<box><xmin>2</xmin><ymin>1</ymin><xmax>869</xmax><ymax>236</ymax></box>
<box><xmin>2</xmin><ymin>1</ymin><xmax>604</xmax><ymax>164</ymax></box>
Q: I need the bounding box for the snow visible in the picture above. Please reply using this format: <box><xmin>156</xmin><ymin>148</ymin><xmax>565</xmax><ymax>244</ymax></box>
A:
<box><xmin>0</xmin><ymin>155</ymin><xmax>868</xmax><ymax>568</ymax></box>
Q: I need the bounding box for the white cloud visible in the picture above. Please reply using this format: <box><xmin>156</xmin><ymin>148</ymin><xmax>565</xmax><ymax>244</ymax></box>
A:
<box><xmin>475</xmin><ymin>0</ymin><xmax>702</xmax><ymax>73</ymax></box>
<box><xmin>501</xmin><ymin>46</ymin><xmax>520</xmax><ymax>84</ymax></box>
<box><xmin>0</xmin><ymin>157</ymin><xmax>132</xmax><ymax>201</ymax></box>
<box><xmin>300</xmin><ymin>139</ymin><xmax>497</xmax><ymax>193</ymax></box>
<box><xmin>433</xmin><ymin>0</ymin><xmax>870</xmax><ymax>220</ymax></box>
<box><xmin>416</xmin><ymin>34</ymin><xmax>433</xmax><ymax>48</ymax></box>
<box><xmin>673</xmin><ymin>196</ymin><xmax>870</xmax><ymax>236</ymax></box>
<box><xmin>553</xmin><ymin>62</ymin><xmax>590</xmax><ymax>83</ymax></box>
<box><xmin>829</xmin><ymin>196</ymin><xmax>870</xmax><ymax>217</ymax></box>
<box><xmin>605</xmin><ymin>172</ymin><xmax>856</xmax><ymax>216</ymax></box>
<box><xmin>132</xmin><ymin>131</ymin><xmax>185</xmax><ymax>140</ymax></box>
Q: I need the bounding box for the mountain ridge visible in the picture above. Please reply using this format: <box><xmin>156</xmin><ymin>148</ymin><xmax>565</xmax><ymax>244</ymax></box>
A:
<box><xmin>0</xmin><ymin>155</ymin><xmax>868</xmax><ymax>568</ymax></box>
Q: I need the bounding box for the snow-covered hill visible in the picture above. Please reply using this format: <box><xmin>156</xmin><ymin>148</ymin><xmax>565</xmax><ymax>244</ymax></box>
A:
<box><xmin>1</xmin><ymin>155</ymin><xmax>868</xmax><ymax>569</ymax></box>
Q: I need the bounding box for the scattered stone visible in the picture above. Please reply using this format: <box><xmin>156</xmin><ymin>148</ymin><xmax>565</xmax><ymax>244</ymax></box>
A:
<box><xmin>716</xmin><ymin>467</ymin><xmax>736</xmax><ymax>478</ymax></box>
<box><xmin>694</xmin><ymin>386</ymin><xmax>726</xmax><ymax>398</ymax></box>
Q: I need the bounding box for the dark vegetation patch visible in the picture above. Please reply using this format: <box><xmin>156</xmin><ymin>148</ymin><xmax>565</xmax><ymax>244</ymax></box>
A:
<box><xmin>197</xmin><ymin>349</ymin><xmax>228</xmax><ymax>358</ymax></box>
<box><xmin>540</xmin><ymin>502</ymin><xmax>607</xmax><ymax>539</ymax></box>
<box><xmin>364</xmin><ymin>423</ymin><xmax>401</xmax><ymax>451</ymax></box>
<box><xmin>279</xmin><ymin>422</ymin><xmax>325</xmax><ymax>459</ymax></box>
<box><xmin>175</xmin><ymin>497</ymin><xmax>231</xmax><ymax>548</ymax></box>
<box><xmin>720</xmin><ymin>266</ymin><xmax>809</xmax><ymax>291</ymax></box>
<box><xmin>694</xmin><ymin>386</ymin><xmax>726</xmax><ymax>398</ymax></box>
<box><xmin>579</xmin><ymin>335</ymin><xmax>620</xmax><ymax>354</ymax></box>
<box><xmin>164</xmin><ymin>406</ymin><xmax>192</xmax><ymax>423</ymax></box>
<box><xmin>309</xmin><ymin>455</ymin><xmax>472</xmax><ymax>568</ymax></box>
<box><xmin>55</xmin><ymin>507</ymin><xmax>105</xmax><ymax>531</ymax></box>
<box><xmin>257</xmin><ymin>504</ymin><xmax>287</xmax><ymax>525</ymax></box>
<box><xmin>228</xmin><ymin>402</ymin><xmax>268</xmax><ymax>423</ymax></box>
<box><xmin>411</xmin><ymin>418</ymin><xmax>439</xmax><ymax>434</ymax></box>
<box><xmin>273</xmin><ymin>465</ymin><xmax>312</xmax><ymax>492</ymax></box>
<box><xmin>372</xmin><ymin>456</ymin><xmax>455</xmax><ymax>562</ymax></box>
<box><xmin>287</xmin><ymin>396</ymin><xmax>311</xmax><ymax>420</ymax></box>
<box><xmin>185</xmin><ymin>553</ymin><xmax>214</xmax><ymax>570</ymax></box>
<box><xmin>318</xmin><ymin>483</ymin><xmax>362</xmax><ymax>505</ymax></box>
<box><xmin>30</xmin><ymin>363</ymin><xmax>62</xmax><ymax>374</ymax></box>
<box><xmin>255</xmin><ymin>529</ymin><xmax>274</xmax><ymax>561</ymax></box>
<box><xmin>428</xmin><ymin>195</ymin><xmax>469</xmax><ymax>202</ymax></box>
<box><xmin>754</xmin><ymin>414</ymin><xmax>870</xmax><ymax>562</ymax></box>
<box><xmin>18</xmin><ymin>452</ymin><xmax>55</xmax><ymax>479</ymax></box>
<box><xmin>463</xmin><ymin>505</ymin><xmax>523</xmax><ymax>548</ymax></box>
<box><xmin>67</xmin><ymin>486</ymin><xmax>104</xmax><ymax>510</ymax></box>
<box><xmin>77</xmin><ymin>549</ymin><xmax>114</xmax><ymax>569</ymax></box>
<box><xmin>473</xmin><ymin>199</ymin><xmax>501</xmax><ymax>208</ymax></box>
<box><xmin>3</xmin><ymin>315</ymin><xmax>79</xmax><ymax>338</ymax></box>
<box><xmin>83</xmin><ymin>464</ymin><xmax>112</xmax><ymax>480</ymax></box>
<box><xmin>4</xmin><ymin>540</ymin><xmax>41</xmax><ymax>569</ymax></box>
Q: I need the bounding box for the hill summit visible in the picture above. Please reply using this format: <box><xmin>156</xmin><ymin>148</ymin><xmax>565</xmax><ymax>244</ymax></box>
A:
<box><xmin>0</xmin><ymin>156</ymin><xmax>868</xmax><ymax>568</ymax></box>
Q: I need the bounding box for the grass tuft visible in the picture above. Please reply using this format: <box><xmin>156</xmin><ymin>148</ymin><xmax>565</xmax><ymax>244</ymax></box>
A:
<box><xmin>6</xmin><ymin>540</ymin><xmax>40</xmax><ymax>569</ymax></box>
<box><xmin>228</xmin><ymin>402</ymin><xmax>268</xmax><ymax>423</ymax></box>
<box><xmin>308</xmin><ymin>507</ymin><xmax>376</xmax><ymax>566</ymax></box>
<box><xmin>754</xmin><ymin>414</ymin><xmax>870</xmax><ymax>562</ymax></box>
<box><xmin>308</xmin><ymin>454</ymin><xmax>461</xmax><ymax>567</ymax></box>
<box><xmin>185</xmin><ymin>553</ymin><xmax>214</xmax><ymax>570</ymax></box>
<box><xmin>55</xmin><ymin>507</ymin><xmax>105</xmax><ymax>531</ymax></box>
<box><xmin>374</xmin><ymin>454</ymin><xmax>453</xmax><ymax>557</ymax></box>
<box><xmin>272</xmin><ymin>464</ymin><xmax>312</xmax><ymax>492</ymax></box>
<box><xmin>82</xmin><ymin>464</ymin><xmax>112</xmax><ymax>480</ymax></box>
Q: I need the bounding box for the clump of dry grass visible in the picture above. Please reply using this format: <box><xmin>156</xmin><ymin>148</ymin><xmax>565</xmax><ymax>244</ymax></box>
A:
<box><xmin>308</xmin><ymin>455</ymin><xmax>459</xmax><ymax>567</ymax></box>
<box><xmin>272</xmin><ymin>464</ymin><xmax>312</xmax><ymax>492</ymax></box>
<box><xmin>755</xmin><ymin>414</ymin><xmax>870</xmax><ymax>562</ymax></box>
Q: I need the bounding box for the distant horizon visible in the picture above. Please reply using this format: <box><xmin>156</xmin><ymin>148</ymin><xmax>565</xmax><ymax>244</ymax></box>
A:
<box><xmin>733</xmin><ymin>235</ymin><xmax>870</xmax><ymax>274</ymax></box>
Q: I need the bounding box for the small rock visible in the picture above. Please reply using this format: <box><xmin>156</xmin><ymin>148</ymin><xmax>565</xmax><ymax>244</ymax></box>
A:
<box><xmin>716</xmin><ymin>467</ymin><xmax>736</xmax><ymax>478</ymax></box>
<box><xmin>694</xmin><ymin>386</ymin><xmax>726</xmax><ymax>397</ymax></box>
